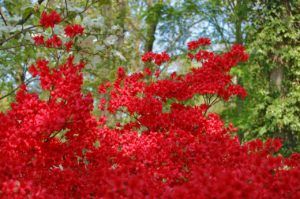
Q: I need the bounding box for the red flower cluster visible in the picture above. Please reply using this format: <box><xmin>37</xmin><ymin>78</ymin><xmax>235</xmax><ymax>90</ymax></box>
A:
<box><xmin>64</xmin><ymin>24</ymin><xmax>84</xmax><ymax>38</ymax></box>
<box><xmin>187</xmin><ymin>37</ymin><xmax>211</xmax><ymax>50</ymax></box>
<box><xmin>97</xmin><ymin>82</ymin><xmax>111</xmax><ymax>94</ymax></box>
<box><xmin>142</xmin><ymin>51</ymin><xmax>170</xmax><ymax>66</ymax></box>
<box><xmin>33</xmin><ymin>35</ymin><xmax>44</xmax><ymax>45</ymax></box>
<box><xmin>40</xmin><ymin>11</ymin><xmax>61</xmax><ymax>28</ymax></box>
<box><xmin>64</xmin><ymin>41</ymin><xmax>73</xmax><ymax>52</ymax></box>
<box><xmin>1</xmin><ymin>12</ymin><xmax>299</xmax><ymax>199</ymax></box>
<box><xmin>144</xmin><ymin>66</ymin><xmax>152</xmax><ymax>76</ymax></box>
<box><xmin>34</xmin><ymin>14</ymin><xmax>79</xmax><ymax>52</ymax></box>
<box><xmin>45</xmin><ymin>34</ymin><xmax>62</xmax><ymax>48</ymax></box>
<box><xmin>117</xmin><ymin>67</ymin><xmax>126</xmax><ymax>80</ymax></box>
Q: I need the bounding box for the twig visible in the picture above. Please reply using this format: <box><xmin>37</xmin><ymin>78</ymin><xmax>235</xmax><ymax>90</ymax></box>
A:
<box><xmin>0</xmin><ymin>0</ymin><xmax>93</xmax><ymax>46</ymax></box>
<box><xmin>0</xmin><ymin>78</ymin><xmax>39</xmax><ymax>101</ymax></box>
<box><xmin>160</xmin><ymin>17</ymin><xmax>206</xmax><ymax>73</ymax></box>
<box><xmin>0</xmin><ymin>5</ymin><xmax>7</xmax><ymax>26</ymax></box>
<box><xmin>0</xmin><ymin>25</ymin><xmax>37</xmax><ymax>46</ymax></box>
<box><xmin>0</xmin><ymin>42</ymin><xmax>103</xmax><ymax>57</ymax></box>
<box><xmin>42</xmin><ymin>0</ymin><xmax>50</xmax><ymax>13</ymax></box>
<box><xmin>17</xmin><ymin>0</ymin><xmax>45</xmax><ymax>25</ymax></box>
<box><xmin>65</xmin><ymin>0</ymin><xmax>69</xmax><ymax>16</ymax></box>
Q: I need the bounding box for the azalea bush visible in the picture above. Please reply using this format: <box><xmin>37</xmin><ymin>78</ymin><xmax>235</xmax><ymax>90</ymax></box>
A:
<box><xmin>0</xmin><ymin>12</ymin><xmax>299</xmax><ymax>199</ymax></box>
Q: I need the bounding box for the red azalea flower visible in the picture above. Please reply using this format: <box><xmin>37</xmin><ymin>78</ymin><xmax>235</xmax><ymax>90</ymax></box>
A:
<box><xmin>33</xmin><ymin>35</ymin><xmax>44</xmax><ymax>45</ymax></box>
<box><xmin>64</xmin><ymin>24</ymin><xmax>84</xmax><ymax>38</ymax></box>
<box><xmin>170</xmin><ymin>71</ymin><xmax>177</xmax><ymax>79</ymax></box>
<box><xmin>45</xmin><ymin>34</ymin><xmax>62</xmax><ymax>48</ymax></box>
<box><xmin>117</xmin><ymin>67</ymin><xmax>126</xmax><ymax>79</ymax></box>
<box><xmin>144</xmin><ymin>66</ymin><xmax>151</xmax><ymax>76</ymax></box>
<box><xmin>64</xmin><ymin>41</ymin><xmax>73</xmax><ymax>52</ymax></box>
<box><xmin>273</xmin><ymin>138</ymin><xmax>283</xmax><ymax>152</ymax></box>
<box><xmin>187</xmin><ymin>37</ymin><xmax>211</xmax><ymax>50</ymax></box>
<box><xmin>154</xmin><ymin>69</ymin><xmax>160</xmax><ymax>78</ymax></box>
<box><xmin>40</xmin><ymin>11</ymin><xmax>61</xmax><ymax>28</ymax></box>
<box><xmin>142</xmin><ymin>51</ymin><xmax>170</xmax><ymax>66</ymax></box>
<box><xmin>187</xmin><ymin>52</ymin><xmax>194</xmax><ymax>60</ymax></box>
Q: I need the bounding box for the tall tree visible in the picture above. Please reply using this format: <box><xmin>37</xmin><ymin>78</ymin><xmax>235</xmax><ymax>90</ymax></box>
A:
<box><xmin>221</xmin><ymin>0</ymin><xmax>300</xmax><ymax>155</ymax></box>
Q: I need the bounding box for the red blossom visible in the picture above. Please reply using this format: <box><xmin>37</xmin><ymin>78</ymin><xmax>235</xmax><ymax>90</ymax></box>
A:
<box><xmin>105</xmin><ymin>81</ymin><xmax>111</xmax><ymax>88</ymax></box>
<box><xmin>170</xmin><ymin>71</ymin><xmax>177</xmax><ymax>79</ymax></box>
<box><xmin>117</xmin><ymin>67</ymin><xmax>126</xmax><ymax>79</ymax></box>
<box><xmin>40</xmin><ymin>11</ymin><xmax>61</xmax><ymax>28</ymax></box>
<box><xmin>200</xmin><ymin>104</ymin><xmax>209</xmax><ymax>112</ymax></box>
<box><xmin>273</xmin><ymin>138</ymin><xmax>283</xmax><ymax>152</ymax></box>
<box><xmin>28</xmin><ymin>64</ymin><xmax>38</xmax><ymax>77</ymax></box>
<box><xmin>45</xmin><ymin>34</ymin><xmax>62</xmax><ymax>48</ymax></box>
<box><xmin>142</xmin><ymin>51</ymin><xmax>170</xmax><ymax>66</ymax></box>
<box><xmin>64</xmin><ymin>41</ymin><xmax>73</xmax><ymax>52</ymax></box>
<box><xmin>64</xmin><ymin>24</ymin><xmax>84</xmax><ymax>38</ymax></box>
<box><xmin>154</xmin><ymin>69</ymin><xmax>160</xmax><ymax>78</ymax></box>
<box><xmin>144</xmin><ymin>66</ymin><xmax>151</xmax><ymax>76</ymax></box>
<box><xmin>142</xmin><ymin>52</ymin><xmax>154</xmax><ymax>62</ymax></box>
<box><xmin>98</xmin><ymin>116</ymin><xmax>107</xmax><ymax>125</ymax></box>
<box><xmin>187</xmin><ymin>38</ymin><xmax>211</xmax><ymax>50</ymax></box>
<box><xmin>187</xmin><ymin>52</ymin><xmax>194</xmax><ymax>60</ymax></box>
<box><xmin>98</xmin><ymin>83</ymin><xmax>107</xmax><ymax>94</ymax></box>
<box><xmin>33</xmin><ymin>35</ymin><xmax>44</xmax><ymax>45</ymax></box>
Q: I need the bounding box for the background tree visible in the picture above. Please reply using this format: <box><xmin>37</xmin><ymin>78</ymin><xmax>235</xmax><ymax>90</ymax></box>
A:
<box><xmin>224</xmin><ymin>0</ymin><xmax>300</xmax><ymax>156</ymax></box>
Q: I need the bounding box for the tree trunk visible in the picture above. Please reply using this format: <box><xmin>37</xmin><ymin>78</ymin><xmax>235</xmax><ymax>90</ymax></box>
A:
<box><xmin>144</xmin><ymin>0</ymin><xmax>158</xmax><ymax>52</ymax></box>
<box><xmin>116</xmin><ymin>0</ymin><xmax>127</xmax><ymax>48</ymax></box>
<box><xmin>270</xmin><ymin>66</ymin><xmax>283</xmax><ymax>92</ymax></box>
<box><xmin>14</xmin><ymin>64</ymin><xmax>25</xmax><ymax>86</ymax></box>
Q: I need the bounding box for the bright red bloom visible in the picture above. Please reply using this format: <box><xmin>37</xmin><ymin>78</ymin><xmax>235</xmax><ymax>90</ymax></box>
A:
<box><xmin>200</xmin><ymin>104</ymin><xmax>209</xmax><ymax>112</ymax></box>
<box><xmin>273</xmin><ymin>138</ymin><xmax>283</xmax><ymax>152</ymax></box>
<box><xmin>40</xmin><ymin>11</ymin><xmax>61</xmax><ymax>28</ymax></box>
<box><xmin>28</xmin><ymin>64</ymin><xmax>38</xmax><ymax>77</ymax></box>
<box><xmin>117</xmin><ymin>67</ymin><xmax>126</xmax><ymax>79</ymax></box>
<box><xmin>98</xmin><ymin>116</ymin><xmax>107</xmax><ymax>125</ymax></box>
<box><xmin>45</xmin><ymin>34</ymin><xmax>62</xmax><ymax>48</ymax></box>
<box><xmin>98</xmin><ymin>98</ymin><xmax>106</xmax><ymax>111</ymax></box>
<box><xmin>187</xmin><ymin>37</ymin><xmax>211</xmax><ymax>50</ymax></box>
<box><xmin>105</xmin><ymin>81</ymin><xmax>111</xmax><ymax>88</ymax></box>
<box><xmin>161</xmin><ymin>52</ymin><xmax>170</xmax><ymax>62</ymax></box>
<box><xmin>64</xmin><ymin>24</ymin><xmax>84</xmax><ymax>38</ymax></box>
<box><xmin>142</xmin><ymin>52</ymin><xmax>154</xmax><ymax>62</ymax></box>
<box><xmin>33</xmin><ymin>35</ymin><xmax>44</xmax><ymax>45</ymax></box>
<box><xmin>154</xmin><ymin>69</ymin><xmax>160</xmax><ymax>78</ymax></box>
<box><xmin>144</xmin><ymin>66</ymin><xmax>151</xmax><ymax>76</ymax></box>
<box><xmin>64</xmin><ymin>41</ymin><xmax>73</xmax><ymax>52</ymax></box>
<box><xmin>142</xmin><ymin>52</ymin><xmax>170</xmax><ymax>66</ymax></box>
<box><xmin>170</xmin><ymin>71</ymin><xmax>177</xmax><ymax>79</ymax></box>
<box><xmin>187</xmin><ymin>52</ymin><xmax>194</xmax><ymax>60</ymax></box>
<box><xmin>98</xmin><ymin>83</ymin><xmax>107</xmax><ymax>94</ymax></box>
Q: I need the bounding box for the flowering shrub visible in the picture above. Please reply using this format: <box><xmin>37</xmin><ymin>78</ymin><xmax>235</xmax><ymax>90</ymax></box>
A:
<box><xmin>0</xmin><ymin>12</ymin><xmax>299</xmax><ymax>199</ymax></box>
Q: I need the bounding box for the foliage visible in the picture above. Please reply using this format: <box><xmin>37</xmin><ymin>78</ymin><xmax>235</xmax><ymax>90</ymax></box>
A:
<box><xmin>0</xmin><ymin>0</ymin><xmax>127</xmax><ymax>111</ymax></box>
<box><xmin>0</xmin><ymin>12</ymin><xmax>299</xmax><ymax>198</ymax></box>
<box><xmin>221</xmin><ymin>0</ymin><xmax>300</xmax><ymax>156</ymax></box>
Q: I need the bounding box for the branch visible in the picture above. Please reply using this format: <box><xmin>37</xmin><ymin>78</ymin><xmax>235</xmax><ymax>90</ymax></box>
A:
<box><xmin>0</xmin><ymin>5</ymin><xmax>7</xmax><ymax>25</ymax></box>
<box><xmin>0</xmin><ymin>78</ymin><xmax>38</xmax><ymax>101</ymax></box>
<box><xmin>210</xmin><ymin>16</ymin><xmax>230</xmax><ymax>50</ymax></box>
<box><xmin>65</xmin><ymin>0</ymin><xmax>69</xmax><ymax>16</ymax></box>
<box><xmin>160</xmin><ymin>17</ymin><xmax>206</xmax><ymax>73</ymax></box>
<box><xmin>0</xmin><ymin>0</ymin><xmax>93</xmax><ymax>46</ymax></box>
<box><xmin>0</xmin><ymin>25</ymin><xmax>37</xmax><ymax>46</ymax></box>
<box><xmin>17</xmin><ymin>0</ymin><xmax>45</xmax><ymax>25</ymax></box>
<box><xmin>127</xmin><ymin>18</ymin><xmax>147</xmax><ymax>41</ymax></box>
<box><xmin>117</xmin><ymin>108</ymin><xmax>149</xmax><ymax>131</ymax></box>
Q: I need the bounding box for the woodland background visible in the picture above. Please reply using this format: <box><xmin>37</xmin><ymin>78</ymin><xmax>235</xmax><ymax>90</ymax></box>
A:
<box><xmin>0</xmin><ymin>0</ymin><xmax>299</xmax><ymax>156</ymax></box>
